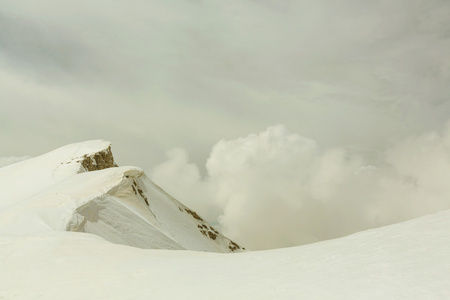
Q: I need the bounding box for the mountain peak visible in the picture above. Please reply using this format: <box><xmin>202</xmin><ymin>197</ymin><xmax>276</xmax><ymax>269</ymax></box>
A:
<box><xmin>0</xmin><ymin>141</ymin><xmax>244</xmax><ymax>253</ymax></box>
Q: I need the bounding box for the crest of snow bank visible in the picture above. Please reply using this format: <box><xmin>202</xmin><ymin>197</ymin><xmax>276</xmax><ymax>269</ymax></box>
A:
<box><xmin>151</xmin><ymin>123</ymin><xmax>450</xmax><ymax>250</ymax></box>
<box><xmin>0</xmin><ymin>140</ymin><xmax>243</xmax><ymax>252</ymax></box>
<box><xmin>0</xmin><ymin>156</ymin><xmax>31</xmax><ymax>168</ymax></box>
<box><xmin>0</xmin><ymin>140</ymin><xmax>114</xmax><ymax>211</ymax></box>
<box><xmin>1</xmin><ymin>207</ymin><xmax>450</xmax><ymax>299</ymax></box>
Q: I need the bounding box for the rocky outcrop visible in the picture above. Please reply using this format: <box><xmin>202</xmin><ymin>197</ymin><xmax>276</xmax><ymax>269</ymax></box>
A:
<box><xmin>81</xmin><ymin>146</ymin><xmax>118</xmax><ymax>171</ymax></box>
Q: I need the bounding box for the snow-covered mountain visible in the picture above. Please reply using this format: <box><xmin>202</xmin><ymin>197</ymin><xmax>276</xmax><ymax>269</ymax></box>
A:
<box><xmin>1</xmin><ymin>141</ymin><xmax>449</xmax><ymax>299</ymax></box>
<box><xmin>0</xmin><ymin>140</ymin><xmax>243</xmax><ymax>253</ymax></box>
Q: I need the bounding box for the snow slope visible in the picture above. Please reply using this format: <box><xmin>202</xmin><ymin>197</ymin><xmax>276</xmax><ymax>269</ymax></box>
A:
<box><xmin>1</xmin><ymin>141</ymin><xmax>449</xmax><ymax>299</ymax></box>
<box><xmin>0</xmin><ymin>141</ymin><xmax>243</xmax><ymax>252</ymax></box>
<box><xmin>0</xmin><ymin>209</ymin><xmax>449</xmax><ymax>299</ymax></box>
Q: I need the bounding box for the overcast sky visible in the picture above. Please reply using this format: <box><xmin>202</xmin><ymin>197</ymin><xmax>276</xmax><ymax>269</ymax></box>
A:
<box><xmin>1</xmin><ymin>0</ymin><xmax>450</xmax><ymax>249</ymax></box>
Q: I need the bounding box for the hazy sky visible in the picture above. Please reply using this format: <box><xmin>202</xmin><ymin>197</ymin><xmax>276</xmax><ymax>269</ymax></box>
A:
<box><xmin>1</xmin><ymin>0</ymin><xmax>450</xmax><ymax>249</ymax></box>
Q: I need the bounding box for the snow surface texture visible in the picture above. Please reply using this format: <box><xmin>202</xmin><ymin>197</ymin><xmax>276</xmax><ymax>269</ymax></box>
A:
<box><xmin>1</xmin><ymin>141</ymin><xmax>449</xmax><ymax>299</ymax></box>
<box><xmin>1</xmin><ymin>209</ymin><xmax>449</xmax><ymax>299</ymax></box>
<box><xmin>0</xmin><ymin>141</ymin><xmax>243</xmax><ymax>253</ymax></box>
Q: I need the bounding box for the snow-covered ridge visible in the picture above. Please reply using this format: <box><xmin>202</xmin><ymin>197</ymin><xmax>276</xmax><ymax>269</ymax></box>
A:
<box><xmin>0</xmin><ymin>140</ymin><xmax>244</xmax><ymax>253</ymax></box>
<box><xmin>0</xmin><ymin>140</ymin><xmax>114</xmax><ymax>210</ymax></box>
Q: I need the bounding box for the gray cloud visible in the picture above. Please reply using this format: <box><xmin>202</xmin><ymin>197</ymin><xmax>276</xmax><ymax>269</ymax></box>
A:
<box><xmin>0</xmin><ymin>14</ymin><xmax>109</xmax><ymax>86</ymax></box>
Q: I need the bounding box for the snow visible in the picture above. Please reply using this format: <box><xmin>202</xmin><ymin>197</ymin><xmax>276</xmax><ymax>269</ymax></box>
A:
<box><xmin>0</xmin><ymin>140</ymin><xmax>243</xmax><ymax>252</ymax></box>
<box><xmin>1</xmin><ymin>210</ymin><xmax>449</xmax><ymax>299</ymax></box>
<box><xmin>1</xmin><ymin>141</ymin><xmax>449</xmax><ymax>299</ymax></box>
<box><xmin>0</xmin><ymin>140</ymin><xmax>111</xmax><ymax>211</ymax></box>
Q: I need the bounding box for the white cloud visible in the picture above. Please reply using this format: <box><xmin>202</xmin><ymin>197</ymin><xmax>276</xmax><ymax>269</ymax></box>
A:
<box><xmin>151</xmin><ymin>123</ymin><xmax>450</xmax><ymax>250</ymax></box>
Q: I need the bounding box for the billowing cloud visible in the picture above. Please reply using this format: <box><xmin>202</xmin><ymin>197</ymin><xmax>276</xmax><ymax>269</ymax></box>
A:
<box><xmin>151</xmin><ymin>123</ymin><xmax>450</xmax><ymax>250</ymax></box>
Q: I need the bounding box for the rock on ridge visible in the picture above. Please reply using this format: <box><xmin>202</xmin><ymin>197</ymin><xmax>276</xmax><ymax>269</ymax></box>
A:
<box><xmin>80</xmin><ymin>146</ymin><xmax>118</xmax><ymax>171</ymax></box>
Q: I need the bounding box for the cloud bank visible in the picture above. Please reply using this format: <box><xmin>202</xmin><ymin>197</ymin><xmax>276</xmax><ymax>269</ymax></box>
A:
<box><xmin>152</xmin><ymin>123</ymin><xmax>450</xmax><ymax>250</ymax></box>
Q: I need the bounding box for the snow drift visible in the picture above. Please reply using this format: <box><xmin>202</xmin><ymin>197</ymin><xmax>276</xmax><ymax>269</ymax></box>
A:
<box><xmin>1</xmin><ymin>206</ymin><xmax>449</xmax><ymax>299</ymax></box>
<box><xmin>0</xmin><ymin>140</ymin><xmax>243</xmax><ymax>253</ymax></box>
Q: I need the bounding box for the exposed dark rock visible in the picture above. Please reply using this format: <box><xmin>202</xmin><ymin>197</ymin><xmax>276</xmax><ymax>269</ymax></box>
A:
<box><xmin>185</xmin><ymin>208</ymin><xmax>203</xmax><ymax>221</ymax></box>
<box><xmin>207</xmin><ymin>231</ymin><xmax>218</xmax><ymax>240</ymax></box>
<box><xmin>81</xmin><ymin>146</ymin><xmax>118</xmax><ymax>171</ymax></box>
<box><xmin>130</xmin><ymin>178</ymin><xmax>149</xmax><ymax>206</ymax></box>
<box><xmin>229</xmin><ymin>241</ymin><xmax>241</xmax><ymax>252</ymax></box>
